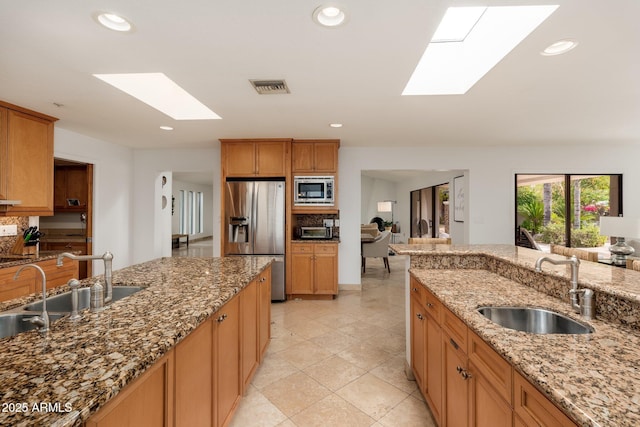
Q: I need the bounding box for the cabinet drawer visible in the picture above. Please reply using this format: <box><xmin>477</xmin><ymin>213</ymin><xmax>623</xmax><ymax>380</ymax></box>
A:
<box><xmin>424</xmin><ymin>287</ymin><xmax>442</xmax><ymax>323</ymax></box>
<box><xmin>291</xmin><ymin>244</ymin><xmax>314</xmax><ymax>254</ymax></box>
<box><xmin>409</xmin><ymin>276</ymin><xmax>425</xmax><ymax>306</ymax></box>
<box><xmin>468</xmin><ymin>331</ymin><xmax>512</xmax><ymax>405</ymax></box>
<box><xmin>442</xmin><ymin>307</ymin><xmax>468</xmax><ymax>354</ymax></box>
<box><xmin>514</xmin><ymin>371</ymin><xmax>577</xmax><ymax>427</ymax></box>
<box><xmin>314</xmin><ymin>244</ymin><xmax>337</xmax><ymax>255</ymax></box>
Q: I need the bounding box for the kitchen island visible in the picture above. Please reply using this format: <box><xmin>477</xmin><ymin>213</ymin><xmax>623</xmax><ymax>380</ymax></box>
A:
<box><xmin>0</xmin><ymin>255</ymin><xmax>273</xmax><ymax>426</ymax></box>
<box><xmin>391</xmin><ymin>243</ymin><xmax>640</xmax><ymax>427</ymax></box>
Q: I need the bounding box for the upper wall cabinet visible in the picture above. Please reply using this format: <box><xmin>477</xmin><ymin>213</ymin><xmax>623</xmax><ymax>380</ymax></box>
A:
<box><xmin>54</xmin><ymin>165</ymin><xmax>89</xmax><ymax>212</ymax></box>
<box><xmin>0</xmin><ymin>101</ymin><xmax>57</xmax><ymax>217</ymax></box>
<box><xmin>292</xmin><ymin>140</ymin><xmax>339</xmax><ymax>174</ymax></box>
<box><xmin>221</xmin><ymin>139</ymin><xmax>290</xmax><ymax>178</ymax></box>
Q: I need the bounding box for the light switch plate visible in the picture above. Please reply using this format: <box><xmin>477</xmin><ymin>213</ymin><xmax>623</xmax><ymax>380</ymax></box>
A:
<box><xmin>0</xmin><ymin>224</ymin><xmax>18</xmax><ymax>236</ymax></box>
<box><xmin>323</xmin><ymin>219</ymin><xmax>333</xmax><ymax>227</ymax></box>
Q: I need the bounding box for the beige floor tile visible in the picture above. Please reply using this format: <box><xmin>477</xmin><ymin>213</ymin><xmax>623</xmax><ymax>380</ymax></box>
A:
<box><xmin>276</xmin><ymin>420</ymin><xmax>297</xmax><ymax>427</ymax></box>
<box><xmin>290</xmin><ymin>394</ymin><xmax>375</xmax><ymax>427</ymax></box>
<box><xmin>315</xmin><ymin>312</ymin><xmax>359</xmax><ymax>329</ymax></box>
<box><xmin>303</xmin><ymin>355</ymin><xmax>367</xmax><ymax>391</ymax></box>
<box><xmin>378</xmin><ymin>395</ymin><xmax>437</xmax><ymax>427</ymax></box>
<box><xmin>369</xmin><ymin>355</ymin><xmax>418</xmax><ymax>394</ymax></box>
<box><xmin>364</xmin><ymin>329</ymin><xmax>406</xmax><ymax>355</ymax></box>
<box><xmin>337</xmin><ymin>340</ymin><xmax>394</xmax><ymax>371</ymax></box>
<box><xmin>251</xmin><ymin>353</ymin><xmax>300</xmax><ymax>390</ymax></box>
<box><xmin>336</xmin><ymin>373</ymin><xmax>409</xmax><ymax>420</ymax></box>
<box><xmin>261</xmin><ymin>371</ymin><xmax>331</xmax><ymax>417</ymax></box>
<box><xmin>411</xmin><ymin>388</ymin><xmax>426</xmax><ymax>403</ymax></box>
<box><xmin>267</xmin><ymin>329</ymin><xmax>306</xmax><ymax>353</ymax></box>
<box><xmin>309</xmin><ymin>330</ymin><xmax>361</xmax><ymax>355</ymax></box>
<box><xmin>338</xmin><ymin>321</ymin><xmax>384</xmax><ymax>340</ymax></box>
<box><xmin>278</xmin><ymin>340</ymin><xmax>334</xmax><ymax>369</ymax></box>
<box><xmin>229</xmin><ymin>385</ymin><xmax>287</xmax><ymax>427</ymax></box>
<box><xmin>285</xmin><ymin>318</ymin><xmax>333</xmax><ymax>339</ymax></box>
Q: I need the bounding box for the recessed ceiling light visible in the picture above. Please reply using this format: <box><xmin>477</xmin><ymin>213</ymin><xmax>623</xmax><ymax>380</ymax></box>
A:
<box><xmin>403</xmin><ymin>5</ymin><xmax>559</xmax><ymax>95</ymax></box>
<box><xmin>94</xmin><ymin>72</ymin><xmax>221</xmax><ymax>120</ymax></box>
<box><xmin>95</xmin><ymin>12</ymin><xmax>133</xmax><ymax>32</ymax></box>
<box><xmin>312</xmin><ymin>5</ymin><xmax>348</xmax><ymax>27</ymax></box>
<box><xmin>541</xmin><ymin>39</ymin><xmax>578</xmax><ymax>56</ymax></box>
<box><xmin>160</xmin><ymin>126</ymin><xmax>174</xmax><ymax>131</ymax></box>
<box><xmin>329</xmin><ymin>123</ymin><xmax>343</xmax><ymax>128</ymax></box>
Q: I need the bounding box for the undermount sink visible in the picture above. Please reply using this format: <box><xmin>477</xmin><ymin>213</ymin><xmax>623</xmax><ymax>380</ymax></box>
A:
<box><xmin>23</xmin><ymin>286</ymin><xmax>145</xmax><ymax>312</ymax></box>
<box><xmin>0</xmin><ymin>313</ymin><xmax>66</xmax><ymax>339</ymax></box>
<box><xmin>477</xmin><ymin>306</ymin><xmax>593</xmax><ymax>334</ymax></box>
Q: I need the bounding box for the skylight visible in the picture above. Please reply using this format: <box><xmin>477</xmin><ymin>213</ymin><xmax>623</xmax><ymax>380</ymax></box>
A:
<box><xmin>93</xmin><ymin>73</ymin><xmax>221</xmax><ymax>120</ymax></box>
<box><xmin>403</xmin><ymin>5</ymin><xmax>559</xmax><ymax>96</ymax></box>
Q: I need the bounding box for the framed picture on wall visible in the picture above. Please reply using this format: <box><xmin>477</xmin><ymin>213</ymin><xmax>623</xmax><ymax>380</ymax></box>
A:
<box><xmin>453</xmin><ymin>176</ymin><xmax>464</xmax><ymax>223</ymax></box>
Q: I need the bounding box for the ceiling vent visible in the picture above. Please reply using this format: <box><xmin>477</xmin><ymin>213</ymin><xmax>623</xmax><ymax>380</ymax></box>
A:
<box><xmin>250</xmin><ymin>79</ymin><xmax>290</xmax><ymax>95</ymax></box>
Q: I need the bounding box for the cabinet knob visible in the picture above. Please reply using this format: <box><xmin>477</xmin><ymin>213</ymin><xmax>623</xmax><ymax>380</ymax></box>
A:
<box><xmin>412</xmin><ymin>287</ymin><xmax>418</xmax><ymax>292</ymax></box>
<box><xmin>217</xmin><ymin>313</ymin><xmax>228</xmax><ymax>322</ymax></box>
<box><xmin>456</xmin><ymin>366</ymin><xmax>463</xmax><ymax>374</ymax></box>
<box><xmin>416</xmin><ymin>313</ymin><xmax>424</xmax><ymax>320</ymax></box>
<box><xmin>461</xmin><ymin>370</ymin><xmax>472</xmax><ymax>380</ymax></box>
<box><xmin>426</xmin><ymin>302</ymin><xmax>434</xmax><ymax>308</ymax></box>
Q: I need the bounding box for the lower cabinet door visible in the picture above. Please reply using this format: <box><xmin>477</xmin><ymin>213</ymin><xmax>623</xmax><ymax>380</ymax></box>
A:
<box><xmin>215</xmin><ymin>295</ymin><xmax>241</xmax><ymax>427</ymax></box>
<box><xmin>175</xmin><ymin>319</ymin><xmax>213</xmax><ymax>427</ymax></box>
<box><xmin>425</xmin><ymin>315</ymin><xmax>443</xmax><ymax>425</ymax></box>
<box><xmin>258</xmin><ymin>269</ymin><xmax>271</xmax><ymax>360</ymax></box>
<box><xmin>85</xmin><ymin>352</ymin><xmax>173</xmax><ymax>427</ymax></box>
<box><xmin>469</xmin><ymin>365</ymin><xmax>512</xmax><ymax>427</ymax></box>
<box><xmin>444</xmin><ymin>334</ymin><xmax>469</xmax><ymax>427</ymax></box>
<box><xmin>241</xmin><ymin>280</ymin><xmax>259</xmax><ymax>392</ymax></box>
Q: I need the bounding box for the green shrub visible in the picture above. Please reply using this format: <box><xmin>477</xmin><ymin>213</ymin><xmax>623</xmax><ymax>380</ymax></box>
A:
<box><xmin>572</xmin><ymin>225</ymin><xmax>607</xmax><ymax>248</ymax></box>
<box><xmin>540</xmin><ymin>223</ymin><xmax>565</xmax><ymax>245</ymax></box>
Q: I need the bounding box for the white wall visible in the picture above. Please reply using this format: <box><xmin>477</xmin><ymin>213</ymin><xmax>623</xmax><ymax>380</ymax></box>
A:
<box><xmin>360</xmin><ymin>175</ymin><xmax>397</xmax><ymax>224</ymax></box>
<box><xmin>132</xmin><ymin>148</ymin><xmax>220</xmax><ymax>264</ymax></box>
<box><xmin>338</xmin><ymin>144</ymin><xmax>640</xmax><ymax>286</ymax></box>
<box><xmin>53</xmin><ymin>127</ymin><xmax>134</xmax><ymax>273</ymax></box>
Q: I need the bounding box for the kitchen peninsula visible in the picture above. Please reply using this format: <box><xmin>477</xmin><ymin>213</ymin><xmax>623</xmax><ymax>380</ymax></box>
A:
<box><xmin>391</xmin><ymin>243</ymin><xmax>640</xmax><ymax>427</ymax></box>
<box><xmin>0</xmin><ymin>255</ymin><xmax>273</xmax><ymax>426</ymax></box>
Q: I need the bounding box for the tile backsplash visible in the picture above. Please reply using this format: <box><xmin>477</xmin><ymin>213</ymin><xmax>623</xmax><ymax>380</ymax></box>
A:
<box><xmin>0</xmin><ymin>217</ymin><xmax>29</xmax><ymax>254</ymax></box>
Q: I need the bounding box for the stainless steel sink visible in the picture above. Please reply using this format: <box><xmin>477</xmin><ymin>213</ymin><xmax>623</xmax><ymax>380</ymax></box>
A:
<box><xmin>23</xmin><ymin>286</ymin><xmax>145</xmax><ymax>312</ymax></box>
<box><xmin>477</xmin><ymin>306</ymin><xmax>593</xmax><ymax>334</ymax></box>
<box><xmin>0</xmin><ymin>313</ymin><xmax>66</xmax><ymax>339</ymax></box>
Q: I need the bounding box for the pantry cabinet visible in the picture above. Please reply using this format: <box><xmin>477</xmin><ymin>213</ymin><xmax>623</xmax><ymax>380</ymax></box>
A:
<box><xmin>291</xmin><ymin>139</ymin><xmax>339</xmax><ymax>174</ymax></box>
<box><xmin>0</xmin><ymin>101</ymin><xmax>57</xmax><ymax>216</ymax></box>
<box><xmin>409</xmin><ymin>273</ymin><xmax>578</xmax><ymax>427</ymax></box>
<box><xmin>220</xmin><ymin>139</ymin><xmax>290</xmax><ymax>177</ymax></box>
<box><xmin>290</xmin><ymin>243</ymin><xmax>337</xmax><ymax>297</ymax></box>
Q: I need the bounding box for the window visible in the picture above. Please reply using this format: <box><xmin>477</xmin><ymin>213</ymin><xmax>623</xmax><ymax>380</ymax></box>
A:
<box><xmin>179</xmin><ymin>190</ymin><xmax>186</xmax><ymax>234</ymax></box>
<box><xmin>409</xmin><ymin>182</ymin><xmax>449</xmax><ymax>238</ymax></box>
<box><xmin>515</xmin><ymin>174</ymin><xmax>622</xmax><ymax>250</ymax></box>
<box><xmin>178</xmin><ymin>189</ymin><xmax>204</xmax><ymax>235</ymax></box>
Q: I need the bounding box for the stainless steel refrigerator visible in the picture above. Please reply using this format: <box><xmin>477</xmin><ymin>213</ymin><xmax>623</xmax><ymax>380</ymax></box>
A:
<box><xmin>224</xmin><ymin>179</ymin><xmax>286</xmax><ymax>301</ymax></box>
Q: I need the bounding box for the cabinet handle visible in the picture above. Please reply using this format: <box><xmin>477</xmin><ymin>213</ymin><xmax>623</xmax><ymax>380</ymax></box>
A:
<box><xmin>217</xmin><ymin>314</ymin><xmax>228</xmax><ymax>322</ymax></box>
<box><xmin>426</xmin><ymin>302</ymin><xmax>434</xmax><ymax>308</ymax></box>
<box><xmin>456</xmin><ymin>366</ymin><xmax>463</xmax><ymax>374</ymax></box>
<box><xmin>416</xmin><ymin>313</ymin><xmax>423</xmax><ymax>320</ymax></box>
<box><xmin>461</xmin><ymin>371</ymin><xmax>472</xmax><ymax>380</ymax></box>
<box><xmin>449</xmin><ymin>338</ymin><xmax>459</xmax><ymax>350</ymax></box>
<box><xmin>412</xmin><ymin>287</ymin><xmax>418</xmax><ymax>292</ymax></box>
<box><xmin>260</xmin><ymin>277</ymin><xmax>266</xmax><ymax>282</ymax></box>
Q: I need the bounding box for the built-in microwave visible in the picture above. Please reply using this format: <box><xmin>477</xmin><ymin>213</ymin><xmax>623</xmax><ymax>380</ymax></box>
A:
<box><xmin>294</xmin><ymin>176</ymin><xmax>334</xmax><ymax>206</ymax></box>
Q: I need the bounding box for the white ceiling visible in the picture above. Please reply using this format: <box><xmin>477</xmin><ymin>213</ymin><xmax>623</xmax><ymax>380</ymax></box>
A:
<box><xmin>1</xmin><ymin>0</ymin><xmax>638</xmax><ymax>150</ymax></box>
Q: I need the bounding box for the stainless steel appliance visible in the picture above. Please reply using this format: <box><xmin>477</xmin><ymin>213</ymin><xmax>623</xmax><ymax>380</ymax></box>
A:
<box><xmin>294</xmin><ymin>176</ymin><xmax>334</xmax><ymax>206</ymax></box>
<box><xmin>225</xmin><ymin>179</ymin><xmax>286</xmax><ymax>301</ymax></box>
<box><xmin>300</xmin><ymin>226</ymin><xmax>333</xmax><ymax>239</ymax></box>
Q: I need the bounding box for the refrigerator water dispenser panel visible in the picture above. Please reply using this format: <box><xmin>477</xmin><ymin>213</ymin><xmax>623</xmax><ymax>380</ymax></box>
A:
<box><xmin>229</xmin><ymin>216</ymin><xmax>249</xmax><ymax>243</ymax></box>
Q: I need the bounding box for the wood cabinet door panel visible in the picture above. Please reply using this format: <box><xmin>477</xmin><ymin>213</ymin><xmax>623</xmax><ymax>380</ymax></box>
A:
<box><xmin>241</xmin><ymin>280</ymin><xmax>259</xmax><ymax>392</ymax></box>
<box><xmin>291</xmin><ymin>253</ymin><xmax>314</xmax><ymax>294</ymax></box>
<box><xmin>215</xmin><ymin>295</ymin><xmax>241</xmax><ymax>427</ymax></box>
<box><xmin>224</xmin><ymin>143</ymin><xmax>256</xmax><ymax>176</ymax></box>
<box><xmin>444</xmin><ymin>333</ymin><xmax>468</xmax><ymax>427</ymax></box>
<box><xmin>410</xmin><ymin>295</ymin><xmax>426</xmax><ymax>390</ymax></box>
<box><xmin>469</xmin><ymin>331</ymin><xmax>512</xmax><ymax>405</ymax></box>
<box><xmin>256</xmin><ymin>142</ymin><xmax>286</xmax><ymax>176</ymax></box>
<box><xmin>514</xmin><ymin>372</ymin><xmax>576</xmax><ymax>427</ymax></box>
<box><xmin>291</xmin><ymin>142</ymin><xmax>314</xmax><ymax>173</ymax></box>
<box><xmin>312</xmin><ymin>142</ymin><xmax>338</xmax><ymax>173</ymax></box>
<box><xmin>314</xmin><ymin>252</ymin><xmax>337</xmax><ymax>294</ymax></box>
<box><xmin>259</xmin><ymin>269</ymin><xmax>271</xmax><ymax>360</ymax></box>
<box><xmin>425</xmin><ymin>315</ymin><xmax>443</xmax><ymax>425</ymax></box>
<box><xmin>469</xmin><ymin>364</ymin><xmax>513</xmax><ymax>427</ymax></box>
<box><xmin>175</xmin><ymin>320</ymin><xmax>213</xmax><ymax>427</ymax></box>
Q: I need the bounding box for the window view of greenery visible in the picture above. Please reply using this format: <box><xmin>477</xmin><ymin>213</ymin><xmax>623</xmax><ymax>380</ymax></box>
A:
<box><xmin>516</xmin><ymin>174</ymin><xmax>622</xmax><ymax>251</ymax></box>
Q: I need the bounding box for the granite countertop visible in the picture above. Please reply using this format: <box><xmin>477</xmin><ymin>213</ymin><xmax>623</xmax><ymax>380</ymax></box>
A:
<box><xmin>394</xmin><ymin>244</ymin><xmax>640</xmax><ymax>427</ymax></box>
<box><xmin>0</xmin><ymin>256</ymin><xmax>274</xmax><ymax>427</ymax></box>
<box><xmin>0</xmin><ymin>251</ymin><xmax>78</xmax><ymax>269</ymax></box>
<box><xmin>291</xmin><ymin>238</ymin><xmax>340</xmax><ymax>243</ymax></box>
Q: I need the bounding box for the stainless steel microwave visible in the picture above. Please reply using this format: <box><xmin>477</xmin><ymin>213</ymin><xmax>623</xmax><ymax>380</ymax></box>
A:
<box><xmin>294</xmin><ymin>176</ymin><xmax>334</xmax><ymax>206</ymax></box>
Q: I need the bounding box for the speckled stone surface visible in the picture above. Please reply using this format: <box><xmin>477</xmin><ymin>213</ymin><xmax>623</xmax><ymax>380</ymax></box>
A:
<box><xmin>0</xmin><ymin>256</ymin><xmax>273</xmax><ymax>427</ymax></box>
<box><xmin>392</xmin><ymin>244</ymin><xmax>640</xmax><ymax>427</ymax></box>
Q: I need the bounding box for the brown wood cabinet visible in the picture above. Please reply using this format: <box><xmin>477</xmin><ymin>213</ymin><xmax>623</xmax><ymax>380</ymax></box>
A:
<box><xmin>291</xmin><ymin>139</ymin><xmax>339</xmax><ymax>174</ymax></box>
<box><xmin>40</xmin><ymin>241</ymin><xmax>88</xmax><ymax>279</ymax></box>
<box><xmin>85</xmin><ymin>352</ymin><xmax>174</xmax><ymax>427</ymax></box>
<box><xmin>290</xmin><ymin>243</ymin><xmax>338</xmax><ymax>297</ymax></box>
<box><xmin>220</xmin><ymin>139</ymin><xmax>289</xmax><ymax>177</ymax></box>
<box><xmin>241</xmin><ymin>279</ymin><xmax>259</xmax><ymax>392</ymax></box>
<box><xmin>0</xmin><ymin>257</ymin><xmax>79</xmax><ymax>302</ymax></box>
<box><xmin>409</xmin><ymin>273</ymin><xmax>578</xmax><ymax>427</ymax></box>
<box><xmin>215</xmin><ymin>295</ymin><xmax>241</xmax><ymax>427</ymax></box>
<box><xmin>175</xmin><ymin>319</ymin><xmax>213</xmax><ymax>427</ymax></box>
<box><xmin>54</xmin><ymin>165</ymin><xmax>88</xmax><ymax>211</ymax></box>
<box><xmin>258</xmin><ymin>268</ymin><xmax>271</xmax><ymax>360</ymax></box>
<box><xmin>0</xmin><ymin>101</ymin><xmax>57</xmax><ymax>217</ymax></box>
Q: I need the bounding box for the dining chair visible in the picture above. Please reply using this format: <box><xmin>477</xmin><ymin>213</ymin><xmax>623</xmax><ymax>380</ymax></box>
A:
<box><xmin>362</xmin><ymin>231</ymin><xmax>392</xmax><ymax>273</ymax></box>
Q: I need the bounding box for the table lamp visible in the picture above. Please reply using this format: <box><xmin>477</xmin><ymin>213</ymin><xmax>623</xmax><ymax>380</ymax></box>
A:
<box><xmin>599</xmin><ymin>216</ymin><xmax>640</xmax><ymax>266</ymax></box>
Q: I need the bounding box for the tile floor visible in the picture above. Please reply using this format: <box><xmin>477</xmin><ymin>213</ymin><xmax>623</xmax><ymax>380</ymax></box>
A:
<box><xmin>173</xmin><ymin>239</ymin><xmax>437</xmax><ymax>426</ymax></box>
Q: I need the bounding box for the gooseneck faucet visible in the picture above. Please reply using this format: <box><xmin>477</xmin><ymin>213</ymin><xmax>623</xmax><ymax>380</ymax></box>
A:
<box><xmin>535</xmin><ymin>255</ymin><xmax>594</xmax><ymax>320</ymax></box>
<box><xmin>14</xmin><ymin>264</ymin><xmax>50</xmax><ymax>333</ymax></box>
<box><xmin>57</xmin><ymin>251</ymin><xmax>113</xmax><ymax>303</ymax></box>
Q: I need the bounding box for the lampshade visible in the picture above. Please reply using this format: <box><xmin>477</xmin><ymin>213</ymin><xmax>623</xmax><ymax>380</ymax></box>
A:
<box><xmin>377</xmin><ymin>201</ymin><xmax>393</xmax><ymax>213</ymax></box>
<box><xmin>599</xmin><ymin>217</ymin><xmax>640</xmax><ymax>238</ymax></box>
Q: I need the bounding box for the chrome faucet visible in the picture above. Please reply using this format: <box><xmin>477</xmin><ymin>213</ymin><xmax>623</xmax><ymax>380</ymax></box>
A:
<box><xmin>14</xmin><ymin>264</ymin><xmax>50</xmax><ymax>333</ymax></box>
<box><xmin>57</xmin><ymin>251</ymin><xmax>113</xmax><ymax>303</ymax></box>
<box><xmin>535</xmin><ymin>255</ymin><xmax>595</xmax><ymax>320</ymax></box>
